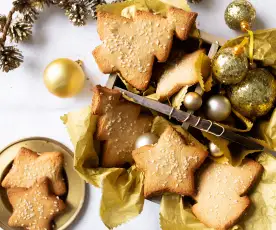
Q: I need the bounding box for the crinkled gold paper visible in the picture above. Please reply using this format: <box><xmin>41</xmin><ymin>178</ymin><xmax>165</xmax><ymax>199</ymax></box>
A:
<box><xmin>61</xmin><ymin>106</ymin><xmax>144</xmax><ymax>229</ymax></box>
<box><xmin>222</xmin><ymin>29</ymin><xmax>276</xmax><ymax>69</ymax></box>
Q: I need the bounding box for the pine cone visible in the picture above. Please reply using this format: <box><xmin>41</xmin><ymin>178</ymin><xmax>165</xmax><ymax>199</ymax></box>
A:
<box><xmin>9</xmin><ymin>19</ymin><xmax>32</xmax><ymax>43</ymax></box>
<box><xmin>65</xmin><ymin>2</ymin><xmax>87</xmax><ymax>26</ymax></box>
<box><xmin>52</xmin><ymin>0</ymin><xmax>70</xmax><ymax>9</ymax></box>
<box><xmin>0</xmin><ymin>15</ymin><xmax>6</xmax><ymax>31</ymax></box>
<box><xmin>0</xmin><ymin>46</ymin><xmax>23</xmax><ymax>72</ymax></box>
<box><xmin>83</xmin><ymin>0</ymin><xmax>102</xmax><ymax>19</ymax></box>
<box><xmin>13</xmin><ymin>0</ymin><xmax>40</xmax><ymax>23</ymax></box>
<box><xmin>188</xmin><ymin>0</ymin><xmax>202</xmax><ymax>3</ymax></box>
<box><xmin>13</xmin><ymin>0</ymin><xmax>31</xmax><ymax>12</ymax></box>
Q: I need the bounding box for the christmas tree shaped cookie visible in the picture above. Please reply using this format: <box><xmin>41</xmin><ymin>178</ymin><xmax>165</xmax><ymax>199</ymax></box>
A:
<box><xmin>132</xmin><ymin>125</ymin><xmax>208</xmax><ymax>198</ymax></box>
<box><xmin>92</xmin><ymin>85</ymin><xmax>152</xmax><ymax>167</ymax></box>
<box><xmin>192</xmin><ymin>159</ymin><xmax>263</xmax><ymax>230</ymax></box>
<box><xmin>93</xmin><ymin>7</ymin><xmax>197</xmax><ymax>91</ymax></box>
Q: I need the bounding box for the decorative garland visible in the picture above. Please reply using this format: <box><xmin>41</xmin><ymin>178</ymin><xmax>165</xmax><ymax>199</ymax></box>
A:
<box><xmin>0</xmin><ymin>0</ymin><xmax>106</xmax><ymax>73</ymax></box>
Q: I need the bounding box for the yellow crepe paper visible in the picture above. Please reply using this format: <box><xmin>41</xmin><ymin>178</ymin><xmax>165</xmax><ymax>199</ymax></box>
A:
<box><xmin>160</xmin><ymin>194</ymin><xmax>213</xmax><ymax>230</ymax></box>
<box><xmin>204</xmin><ymin>73</ymin><xmax>213</xmax><ymax>92</ymax></box>
<box><xmin>61</xmin><ymin>106</ymin><xmax>145</xmax><ymax>228</ymax></box>
<box><xmin>117</xmin><ymin>73</ymin><xmax>141</xmax><ymax>94</ymax></box>
<box><xmin>197</xmin><ymin>52</ymin><xmax>212</xmax><ymax>92</ymax></box>
<box><xmin>222</xmin><ymin>29</ymin><xmax>276</xmax><ymax>68</ymax></box>
<box><xmin>172</xmin><ymin>86</ymin><xmax>189</xmax><ymax>109</ymax></box>
<box><xmin>100</xmin><ymin>166</ymin><xmax>144</xmax><ymax>229</ymax></box>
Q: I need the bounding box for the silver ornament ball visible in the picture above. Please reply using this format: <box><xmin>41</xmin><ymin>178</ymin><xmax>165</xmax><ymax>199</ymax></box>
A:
<box><xmin>205</xmin><ymin>95</ymin><xmax>232</xmax><ymax>122</ymax></box>
<box><xmin>135</xmin><ymin>133</ymin><xmax>159</xmax><ymax>149</ymax></box>
<box><xmin>209</xmin><ymin>142</ymin><xmax>223</xmax><ymax>157</ymax></box>
<box><xmin>183</xmin><ymin>92</ymin><xmax>203</xmax><ymax>111</ymax></box>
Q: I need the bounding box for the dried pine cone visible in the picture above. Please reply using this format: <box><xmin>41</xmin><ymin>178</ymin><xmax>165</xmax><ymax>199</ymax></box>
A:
<box><xmin>13</xmin><ymin>0</ymin><xmax>40</xmax><ymax>23</ymax></box>
<box><xmin>65</xmin><ymin>2</ymin><xmax>87</xmax><ymax>26</ymax></box>
<box><xmin>9</xmin><ymin>19</ymin><xmax>32</xmax><ymax>43</ymax></box>
<box><xmin>0</xmin><ymin>46</ymin><xmax>24</xmax><ymax>72</ymax></box>
<box><xmin>52</xmin><ymin>0</ymin><xmax>70</xmax><ymax>9</ymax></box>
<box><xmin>83</xmin><ymin>0</ymin><xmax>102</xmax><ymax>19</ymax></box>
<box><xmin>13</xmin><ymin>0</ymin><xmax>31</xmax><ymax>12</ymax></box>
<box><xmin>0</xmin><ymin>15</ymin><xmax>6</xmax><ymax>31</ymax></box>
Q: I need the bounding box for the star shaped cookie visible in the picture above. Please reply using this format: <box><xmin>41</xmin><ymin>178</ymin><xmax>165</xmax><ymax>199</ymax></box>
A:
<box><xmin>2</xmin><ymin>147</ymin><xmax>66</xmax><ymax>196</ymax></box>
<box><xmin>192</xmin><ymin>159</ymin><xmax>263</xmax><ymax>230</ymax></box>
<box><xmin>7</xmin><ymin>178</ymin><xmax>66</xmax><ymax>230</ymax></box>
<box><xmin>132</xmin><ymin>125</ymin><xmax>208</xmax><ymax>198</ymax></box>
<box><xmin>92</xmin><ymin>85</ymin><xmax>153</xmax><ymax>167</ymax></box>
<box><xmin>93</xmin><ymin>7</ymin><xmax>197</xmax><ymax>91</ymax></box>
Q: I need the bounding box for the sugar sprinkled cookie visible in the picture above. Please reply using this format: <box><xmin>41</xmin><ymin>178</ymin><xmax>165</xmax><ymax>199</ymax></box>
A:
<box><xmin>132</xmin><ymin>125</ymin><xmax>208</xmax><ymax>198</ymax></box>
<box><xmin>93</xmin><ymin>7</ymin><xmax>197</xmax><ymax>91</ymax></box>
<box><xmin>92</xmin><ymin>85</ymin><xmax>153</xmax><ymax>167</ymax></box>
<box><xmin>192</xmin><ymin>159</ymin><xmax>263</xmax><ymax>230</ymax></box>
<box><xmin>7</xmin><ymin>177</ymin><xmax>66</xmax><ymax>230</ymax></box>
<box><xmin>2</xmin><ymin>147</ymin><xmax>66</xmax><ymax>196</ymax></box>
<box><xmin>156</xmin><ymin>49</ymin><xmax>211</xmax><ymax>100</ymax></box>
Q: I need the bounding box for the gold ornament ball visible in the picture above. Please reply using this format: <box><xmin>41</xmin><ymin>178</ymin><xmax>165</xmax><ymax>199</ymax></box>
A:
<box><xmin>212</xmin><ymin>47</ymin><xmax>248</xmax><ymax>85</ymax></box>
<box><xmin>205</xmin><ymin>95</ymin><xmax>232</xmax><ymax>122</ymax></box>
<box><xmin>183</xmin><ymin>92</ymin><xmax>202</xmax><ymax>111</ymax></box>
<box><xmin>135</xmin><ymin>133</ymin><xmax>159</xmax><ymax>149</ymax></box>
<box><xmin>224</xmin><ymin>0</ymin><xmax>256</xmax><ymax>30</ymax></box>
<box><xmin>44</xmin><ymin>58</ymin><xmax>85</xmax><ymax>98</ymax></box>
<box><xmin>209</xmin><ymin>142</ymin><xmax>223</xmax><ymax>157</ymax></box>
<box><xmin>227</xmin><ymin>68</ymin><xmax>276</xmax><ymax>119</ymax></box>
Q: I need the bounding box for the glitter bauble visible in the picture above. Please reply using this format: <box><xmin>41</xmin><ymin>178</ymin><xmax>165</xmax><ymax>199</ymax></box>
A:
<box><xmin>224</xmin><ymin>0</ymin><xmax>256</xmax><ymax>30</ymax></box>
<box><xmin>212</xmin><ymin>47</ymin><xmax>248</xmax><ymax>85</ymax></box>
<box><xmin>205</xmin><ymin>95</ymin><xmax>232</xmax><ymax>122</ymax></box>
<box><xmin>44</xmin><ymin>58</ymin><xmax>85</xmax><ymax>98</ymax></box>
<box><xmin>227</xmin><ymin>69</ymin><xmax>276</xmax><ymax>118</ymax></box>
<box><xmin>135</xmin><ymin>133</ymin><xmax>159</xmax><ymax>149</ymax></box>
<box><xmin>183</xmin><ymin>92</ymin><xmax>202</xmax><ymax>111</ymax></box>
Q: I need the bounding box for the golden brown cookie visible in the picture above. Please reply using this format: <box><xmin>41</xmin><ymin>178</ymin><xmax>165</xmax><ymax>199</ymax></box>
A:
<box><xmin>7</xmin><ymin>177</ymin><xmax>66</xmax><ymax>230</ymax></box>
<box><xmin>92</xmin><ymin>85</ymin><xmax>153</xmax><ymax>167</ymax></box>
<box><xmin>156</xmin><ymin>49</ymin><xmax>211</xmax><ymax>100</ymax></box>
<box><xmin>2</xmin><ymin>147</ymin><xmax>66</xmax><ymax>196</ymax></box>
<box><xmin>132</xmin><ymin>125</ymin><xmax>208</xmax><ymax>198</ymax></box>
<box><xmin>93</xmin><ymin>7</ymin><xmax>197</xmax><ymax>91</ymax></box>
<box><xmin>192</xmin><ymin>159</ymin><xmax>263</xmax><ymax>230</ymax></box>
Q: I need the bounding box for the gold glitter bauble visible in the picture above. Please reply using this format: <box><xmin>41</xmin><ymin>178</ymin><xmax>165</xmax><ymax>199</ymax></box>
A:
<box><xmin>224</xmin><ymin>0</ymin><xmax>256</xmax><ymax>30</ymax></box>
<box><xmin>227</xmin><ymin>69</ymin><xmax>276</xmax><ymax>118</ymax></box>
<box><xmin>44</xmin><ymin>58</ymin><xmax>85</xmax><ymax>98</ymax></box>
<box><xmin>212</xmin><ymin>47</ymin><xmax>248</xmax><ymax>85</ymax></box>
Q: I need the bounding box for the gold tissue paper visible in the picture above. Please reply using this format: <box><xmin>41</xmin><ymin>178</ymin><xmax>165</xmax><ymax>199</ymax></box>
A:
<box><xmin>61</xmin><ymin>106</ymin><xmax>144</xmax><ymax>229</ymax></box>
<box><xmin>222</xmin><ymin>29</ymin><xmax>276</xmax><ymax>69</ymax></box>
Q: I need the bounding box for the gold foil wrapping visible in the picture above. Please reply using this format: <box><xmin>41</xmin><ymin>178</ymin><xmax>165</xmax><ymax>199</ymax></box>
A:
<box><xmin>61</xmin><ymin>106</ymin><xmax>144</xmax><ymax>229</ymax></box>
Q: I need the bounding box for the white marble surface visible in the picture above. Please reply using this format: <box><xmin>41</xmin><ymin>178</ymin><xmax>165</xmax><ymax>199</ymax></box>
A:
<box><xmin>0</xmin><ymin>0</ymin><xmax>275</xmax><ymax>229</ymax></box>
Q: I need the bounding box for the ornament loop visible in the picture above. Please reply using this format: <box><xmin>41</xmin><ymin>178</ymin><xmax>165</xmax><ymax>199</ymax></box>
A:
<box><xmin>181</xmin><ymin>113</ymin><xmax>192</xmax><ymax>125</ymax></box>
<box><xmin>205</xmin><ymin>120</ymin><xmax>213</xmax><ymax>132</ymax></box>
<box><xmin>169</xmin><ymin>107</ymin><xmax>174</xmax><ymax>117</ymax></box>
<box><xmin>209</xmin><ymin>123</ymin><xmax>225</xmax><ymax>137</ymax></box>
<box><xmin>194</xmin><ymin>117</ymin><xmax>201</xmax><ymax>127</ymax></box>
